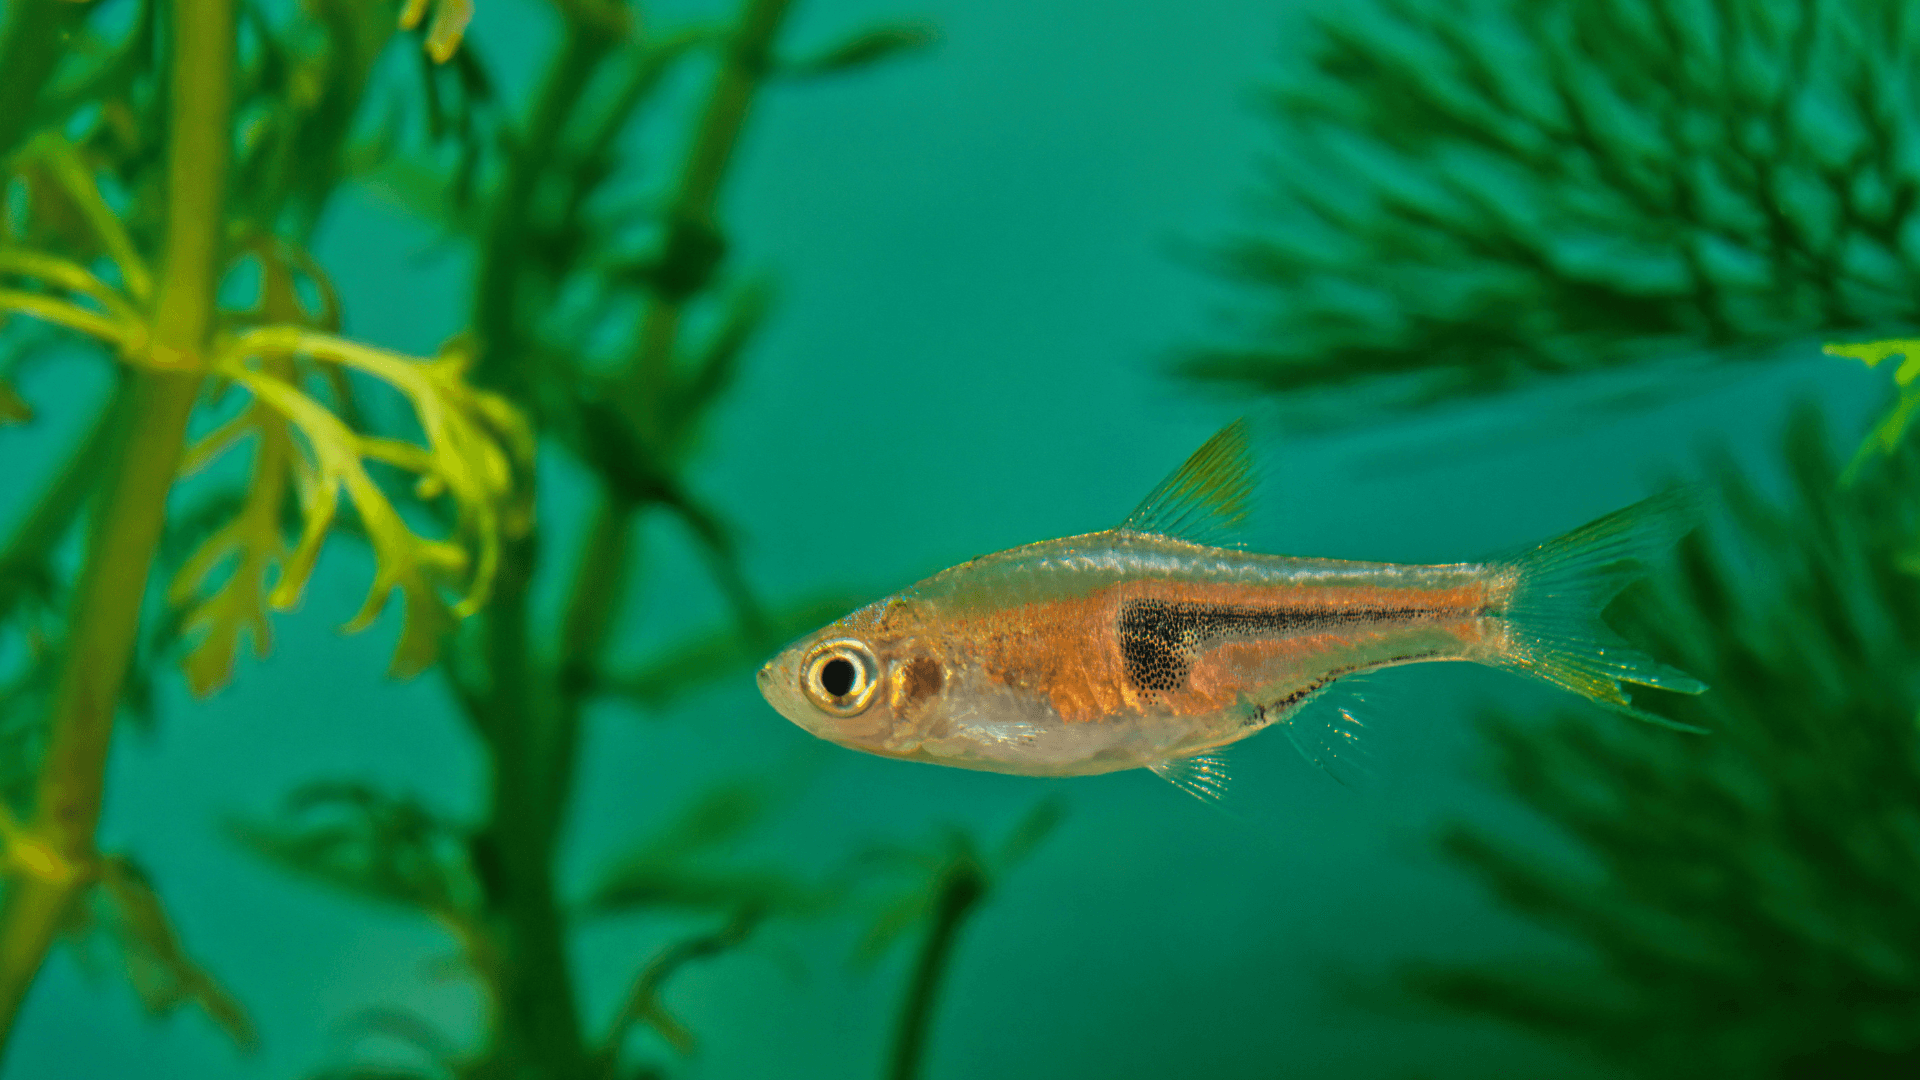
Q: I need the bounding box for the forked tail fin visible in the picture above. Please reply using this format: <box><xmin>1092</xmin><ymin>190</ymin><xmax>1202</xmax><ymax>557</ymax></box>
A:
<box><xmin>1493</xmin><ymin>488</ymin><xmax>1709</xmax><ymax>731</ymax></box>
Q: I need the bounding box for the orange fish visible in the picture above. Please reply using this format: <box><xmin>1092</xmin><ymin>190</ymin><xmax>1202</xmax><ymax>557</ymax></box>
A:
<box><xmin>757</xmin><ymin>420</ymin><xmax>1705</xmax><ymax>800</ymax></box>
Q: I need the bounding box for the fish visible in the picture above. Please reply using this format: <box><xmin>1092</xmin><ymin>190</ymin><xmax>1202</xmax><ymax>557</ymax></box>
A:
<box><xmin>756</xmin><ymin>419</ymin><xmax>1707</xmax><ymax>801</ymax></box>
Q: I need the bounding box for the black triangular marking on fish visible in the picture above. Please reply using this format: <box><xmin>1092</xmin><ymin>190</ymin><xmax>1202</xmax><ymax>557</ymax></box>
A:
<box><xmin>1119</xmin><ymin>418</ymin><xmax>1254</xmax><ymax>547</ymax></box>
<box><xmin>1148</xmin><ymin>752</ymin><xmax>1231</xmax><ymax>804</ymax></box>
<box><xmin>1117</xmin><ymin>599</ymin><xmax>1445</xmax><ymax>693</ymax></box>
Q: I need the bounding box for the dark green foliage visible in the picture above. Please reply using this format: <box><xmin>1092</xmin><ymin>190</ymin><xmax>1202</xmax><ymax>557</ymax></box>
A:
<box><xmin>1405</xmin><ymin>406</ymin><xmax>1920</xmax><ymax>1078</ymax></box>
<box><xmin>581</xmin><ymin>781</ymin><xmax>819</xmax><ymax>917</ymax></box>
<box><xmin>232</xmin><ymin>782</ymin><xmax>482</xmax><ymax>920</ymax></box>
<box><xmin>597</xmin><ymin>591</ymin><xmax>870</xmax><ymax>712</ymax></box>
<box><xmin>215</xmin><ymin>2</ymin><xmax>949</xmax><ymax>1077</ymax></box>
<box><xmin>1192</xmin><ymin>0</ymin><xmax>1920</xmax><ymax>419</ymax></box>
<box><xmin>855</xmin><ymin>798</ymin><xmax>1065</xmax><ymax>1080</ymax></box>
<box><xmin>0</xmin><ymin>0</ymin><xmax>970</xmax><ymax>1074</ymax></box>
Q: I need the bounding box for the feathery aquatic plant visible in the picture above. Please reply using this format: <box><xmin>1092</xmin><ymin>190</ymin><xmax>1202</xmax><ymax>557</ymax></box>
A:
<box><xmin>1404</xmin><ymin>406</ymin><xmax>1920</xmax><ymax>1078</ymax></box>
<box><xmin>216</xmin><ymin>1</ymin><xmax>934</xmax><ymax>1078</ymax></box>
<box><xmin>1193</xmin><ymin>0</ymin><xmax>1920</xmax><ymax>419</ymax></box>
<box><xmin>0</xmin><ymin>0</ymin><xmax>934</xmax><ymax>1071</ymax></box>
<box><xmin>0</xmin><ymin>0</ymin><xmax>521</xmax><ymax>1053</ymax></box>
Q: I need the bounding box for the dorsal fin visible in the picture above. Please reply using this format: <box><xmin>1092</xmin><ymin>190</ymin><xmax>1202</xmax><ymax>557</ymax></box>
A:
<box><xmin>1119</xmin><ymin>418</ymin><xmax>1255</xmax><ymax>547</ymax></box>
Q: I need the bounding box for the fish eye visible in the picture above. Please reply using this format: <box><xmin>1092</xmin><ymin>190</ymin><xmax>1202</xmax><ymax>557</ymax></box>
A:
<box><xmin>801</xmin><ymin>639</ymin><xmax>880</xmax><ymax>716</ymax></box>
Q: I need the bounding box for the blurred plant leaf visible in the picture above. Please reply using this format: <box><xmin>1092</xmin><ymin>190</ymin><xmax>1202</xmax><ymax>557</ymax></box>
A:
<box><xmin>666</xmin><ymin>277</ymin><xmax>773</xmax><ymax>432</ymax></box>
<box><xmin>1406</xmin><ymin>405</ymin><xmax>1920</xmax><ymax>1075</ymax></box>
<box><xmin>995</xmin><ymin>794</ymin><xmax>1065</xmax><ymax>871</ymax></box>
<box><xmin>398</xmin><ymin>0</ymin><xmax>475</xmax><ymax>64</ymax></box>
<box><xmin>310</xmin><ymin>1006</ymin><xmax>461</xmax><ymax>1079</ymax></box>
<box><xmin>231</xmin><ymin>781</ymin><xmax>480</xmax><ymax>923</ymax></box>
<box><xmin>583</xmin><ymin>862</ymin><xmax>812</xmax><ymax>919</ymax></box>
<box><xmin>1828</xmin><ymin>338</ymin><xmax>1920</xmax><ymax>482</ymax></box>
<box><xmin>166</xmin><ymin>394</ymin><xmax>296</xmax><ymax>696</ymax></box>
<box><xmin>83</xmin><ymin>855</ymin><xmax>256</xmax><ymax>1049</ymax></box>
<box><xmin>598</xmin><ymin>591</ymin><xmax>863</xmax><ymax>712</ymax></box>
<box><xmin>853</xmin><ymin>797</ymin><xmax>1065</xmax><ymax>968</ymax></box>
<box><xmin>1191</xmin><ymin>0</ymin><xmax>1920</xmax><ymax>423</ymax></box>
<box><xmin>597</xmin><ymin>908</ymin><xmax>761</xmax><ymax>1066</ymax></box>
<box><xmin>0</xmin><ymin>379</ymin><xmax>30</xmax><ymax>424</ymax></box>
<box><xmin>783</xmin><ymin>21</ymin><xmax>937</xmax><ymax>77</ymax></box>
<box><xmin>852</xmin><ymin>876</ymin><xmax>945</xmax><ymax>968</ymax></box>
<box><xmin>348</xmin><ymin>156</ymin><xmax>486</xmax><ymax>240</ymax></box>
<box><xmin>6</xmin><ymin>134</ymin><xmax>153</xmax><ymax>302</ymax></box>
<box><xmin>581</xmin><ymin>781</ymin><xmax>815</xmax><ymax>918</ymax></box>
<box><xmin>640</xmin><ymin>781</ymin><xmax>769</xmax><ymax>860</ymax></box>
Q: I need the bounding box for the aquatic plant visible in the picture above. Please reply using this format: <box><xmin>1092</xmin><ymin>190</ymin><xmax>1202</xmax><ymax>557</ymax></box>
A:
<box><xmin>240</xmin><ymin>2</ymin><xmax>945</xmax><ymax>1078</ymax></box>
<box><xmin>1193</xmin><ymin>0</ymin><xmax>1920</xmax><ymax>418</ymax></box>
<box><xmin>0</xmin><ymin>0</ymin><xmax>519</xmax><ymax>1053</ymax></box>
<box><xmin>0</xmin><ymin>0</ymin><xmax>962</xmax><ymax>1075</ymax></box>
<box><xmin>1401</xmin><ymin>406</ymin><xmax>1920</xmax><ymax>1077</ymax></box>
<box><xmin>852</xmin><ymin>797</ymin><xmax>1064</xmax><ymax>1080</ymax></box>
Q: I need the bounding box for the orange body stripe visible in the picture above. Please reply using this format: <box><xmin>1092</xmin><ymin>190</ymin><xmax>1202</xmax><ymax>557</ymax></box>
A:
<box><xmin>946</xmin><ymin>578</ymin><xmax>1498</xmax><ymax>724</ymax></box>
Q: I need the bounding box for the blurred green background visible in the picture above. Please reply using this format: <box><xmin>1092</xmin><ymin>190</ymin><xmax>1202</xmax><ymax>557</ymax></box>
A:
<box><xmin>1</xmin><ymin>0</ymin><xmax>1914</xmax><ymax>1078</ymax></box>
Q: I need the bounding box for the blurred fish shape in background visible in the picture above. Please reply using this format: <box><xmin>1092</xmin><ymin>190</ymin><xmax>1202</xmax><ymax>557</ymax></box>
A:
<box><xmin>758</xmin><ymin>420</ymin><xmax>1706</xmax><ymax>801</ymax></box>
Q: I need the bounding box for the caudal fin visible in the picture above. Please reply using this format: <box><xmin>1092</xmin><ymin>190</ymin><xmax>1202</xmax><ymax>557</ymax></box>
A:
<box><xmin>1494</xmin><ymin>488</ymin><xmax>1709</xmax><ymax>732</ymax></box>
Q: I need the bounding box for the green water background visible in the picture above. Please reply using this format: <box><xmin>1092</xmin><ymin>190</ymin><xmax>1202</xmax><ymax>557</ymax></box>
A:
<box><xmin>0</xmin><ymin>0</ymin><xmax>1891</xmax><ymax>1076</ymax></box>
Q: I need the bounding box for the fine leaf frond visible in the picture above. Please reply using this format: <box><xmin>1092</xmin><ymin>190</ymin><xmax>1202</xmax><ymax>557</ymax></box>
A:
<box><xmin>14</xmin><ymin>135</ymin><xmax>154</xmax><ymax>302</ymax></box>
<box><xmin>597</xmin><ymin>591</ymin><xmax>867</xmax><ymax>712</ymax></box>
<box><xmin>1194</xmin><ymin>0</ymin><xmax>1920</xmax><ymax>423</ymax></box>
<box><xmin>0</xmin><ymin>288</ymin><xmax>141</xmax><ymax>351</ymax></box>
<box><xmin>780</xmin><ymin>20</ymin><xmax>938</xmax><ymax>78</ymax></box>
<box><xmin>165</xmin><ymin>386</ymin><xmax>299</xmax><ymax>696</ymax></box>
<box><xmin>188</xmin><ymin>328</ymin><xmax>529</xmax><ymax>679</ymax></box>
<box><xmin>1410</xmin><ymin>405</ymin><xmax>1920</xmax><ymax>1075</ymax></box>
<box><xmin>581</xmin><ymin>781</ymin><xmax>820</xmax><ymax>919</ymax></box>
<box><xmin>1826</xmin><ymin>338</ymin><xmax>1920</xmax><ymax>479</ymax></box>
<box><xmin>0</xmin><ymin>248</ymin><xmax>141</xmax><ymax>324</ymax></box>
<box><xmin>87</xmin><ymin>856</ymin><xmax>257</xmax><ymax>1049</ymax></box>
<box><xmin>230</xmin><ymin>781</ymin><xmax>479</xmax><ymax>921</ymax></box>
<box><xmin>598</xmin><ymin>910</ymin><xmax>761</xmax><ymax>1064</ymax></box>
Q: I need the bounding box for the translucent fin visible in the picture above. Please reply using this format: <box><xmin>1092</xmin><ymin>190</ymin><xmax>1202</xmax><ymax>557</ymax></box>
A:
<box><xmin>1494</xmin><ymin>487</ymin><xmax>1710</xmax><ymax>732</ymax></box>
<box><xmin>1148</xmin><ymin>752</ymin><xmax>1231</xmax><ymax>804</ymax></box>
<box><xmin>1120</xmin><ymin>418</ymin><xmax>1254</xmax><ymax>547</ymax></box>
<box><xmin>1269</xmin><ymin>680</ymin><xmax>1376</xmax><ymax>788</ymax></box>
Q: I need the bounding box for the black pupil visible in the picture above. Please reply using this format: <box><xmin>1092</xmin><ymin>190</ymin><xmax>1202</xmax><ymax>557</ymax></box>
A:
<box><xmin>820</xmin><ymin>657</ymin><xmax>857</xmax><ymax>698</ymax></box>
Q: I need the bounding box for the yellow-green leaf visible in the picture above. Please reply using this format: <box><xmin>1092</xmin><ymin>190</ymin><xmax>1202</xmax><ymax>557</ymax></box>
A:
<box><xmin>0</xmin><ymin>379</ymin><xmax>29</xmax><ymax>424</ymax></box>
<box><xmin>398</xmin><ymin>0</ymin><xmax>474</xmax><ymax>63</ymax></box>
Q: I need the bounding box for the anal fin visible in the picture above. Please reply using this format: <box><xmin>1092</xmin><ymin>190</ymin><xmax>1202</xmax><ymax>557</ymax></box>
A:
<box><xmin>1264</xmin><ymin>678</ymin><xmax>1375</xmax><ymax>789</ymax></box>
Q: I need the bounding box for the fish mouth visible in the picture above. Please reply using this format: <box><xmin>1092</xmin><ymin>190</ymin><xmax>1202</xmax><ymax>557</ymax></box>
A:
<box><xmin>757</xmin><ymin>657</ymin><xmax>815</xmax><ymax>734</ymax></box>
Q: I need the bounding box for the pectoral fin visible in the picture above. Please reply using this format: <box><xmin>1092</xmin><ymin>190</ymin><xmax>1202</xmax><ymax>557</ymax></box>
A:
<box><xmin>1148</xmin><ymin>752</ymin><xmax>1231</xmax><ymax>804</ymax></box>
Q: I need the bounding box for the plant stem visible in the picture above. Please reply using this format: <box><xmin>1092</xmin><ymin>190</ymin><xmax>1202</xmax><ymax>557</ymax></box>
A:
<box><xmin>0</xmin><ymin>0</ymin><xmax>91</xmax><ymax>159</ymax></box>
<box><xmin>463</xmin><ymin>10</ymin><xmax>628</xmax><ymax>1077</ymax></box>
<box><xmin>887</xmin><ymin>859</ymin><xmax>988</xmax><ymax>1080</ymax></box>
<box><xmin>627</xmin><ymin>0</ymin><xmax>793</xmax><ymax>424</ymax></box>
<box><xmin>471</xmin><ymin>19</ymin><xmax>619</xmax><ymax>400</ymax></box>
<box><xmin>570</xmin><ymin>0</ymin><xmax>797</xmax><ymax>676</ymax></box>
<box><xmin>460</xmin><ymin>3</ymin><xmax>795</xmax><ymax>1075</ymax></box>
<box><xmin>0</xmin><ymin>0</ymin><xmax>229</xmax><ymax>1053</ymax></box>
